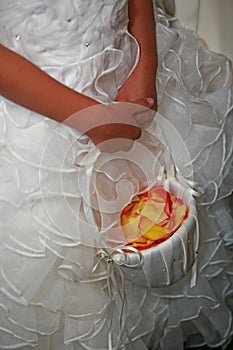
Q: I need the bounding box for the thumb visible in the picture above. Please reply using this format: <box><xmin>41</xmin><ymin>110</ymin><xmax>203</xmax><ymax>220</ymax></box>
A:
<box><xmin>133</xmin><ymin>97</ymin><xmax>154</xmax><ymax>108</ymax></box>
<box><xmin>130</xmin><ymin>98</ymin><xmax>155</xmax><ymax>128</ymax></box>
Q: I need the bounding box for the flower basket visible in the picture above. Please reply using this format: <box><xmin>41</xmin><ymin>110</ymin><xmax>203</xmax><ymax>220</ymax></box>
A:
<box><xmin>117</xmin><ymin>177</ymin><xmax>198</xmax><ymax>288</ymax></box>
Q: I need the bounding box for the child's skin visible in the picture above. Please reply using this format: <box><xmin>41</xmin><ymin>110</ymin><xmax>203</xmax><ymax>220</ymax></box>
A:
<box><xmin>117</xmin><ymin>0</ymin><xmax>157</xmax><ymax>109</ymax></box>
<box><xmin>0</xmin><ymin>0</ymin><xmax>157</xmax><ymax>150</ymax></box>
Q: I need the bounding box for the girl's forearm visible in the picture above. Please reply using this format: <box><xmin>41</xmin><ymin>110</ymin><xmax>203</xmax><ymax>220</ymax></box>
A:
<box><xmin>0</xmin><ymin>44</ymin><xmax>98</xmax><ymax>122</ymax></box>
<box><xmin>128</xmin><ymin>0</ymin><xmax>157</xmax><ymax>71</ymax></box>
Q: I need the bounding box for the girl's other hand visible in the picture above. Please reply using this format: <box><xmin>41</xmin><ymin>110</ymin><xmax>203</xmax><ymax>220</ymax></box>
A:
<box><xmin>115</xmin><ymin>61</ymin><xmax>157</xmax><ymax>111</ymax></box>
<box><xmin>65</xmin><ymin>101</ymin><xmax>155</xmax><ymax>152</ymax></box>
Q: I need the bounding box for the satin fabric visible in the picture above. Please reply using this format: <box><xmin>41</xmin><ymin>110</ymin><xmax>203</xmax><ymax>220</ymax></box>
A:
<box><xmin>0</xmin><ymin>0</ymin><xmax>233</xmax><ymax>349</ymax></box>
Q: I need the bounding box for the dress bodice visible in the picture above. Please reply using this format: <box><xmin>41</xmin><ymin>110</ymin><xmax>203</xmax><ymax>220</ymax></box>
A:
<box><xmin>0</xmin><ymin>0</ymin><xmax>130</xmax><ymax>66</ymax></box>
<box><xmin>0</xmin><ymin>0</ymin><xmax>139</xmax><ymax>102</ymax></box>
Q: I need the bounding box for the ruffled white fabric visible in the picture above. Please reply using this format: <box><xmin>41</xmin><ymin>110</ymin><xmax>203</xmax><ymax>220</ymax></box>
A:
<box><xmin>0</xmin><ymin>0</ymin><xmax>233</xmax><ymax>349</ymax></box>
<box><xmin>0</xmin><ymin>0</ymin><xmax>139</xmax><ymax>102</ymax></box>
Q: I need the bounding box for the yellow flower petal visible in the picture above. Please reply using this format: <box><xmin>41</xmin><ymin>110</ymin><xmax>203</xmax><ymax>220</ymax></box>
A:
<box><xmin>168</xmin><ymin>204</ymin><xmax>188</xmax><ymax>233</ymax></box>
<box><xmin>120</xmin><ymin>185</ymin><xmax>189</xmax><ymax>250</ymax></box>
<box><xmin>143</xmin><ymin>223</ymin><xmax>167</xmax><ymax>240</ymax></box>
<box><xmin>141</xmin><ymin>200</ymin><xmax>167</xmax><ymax>223</ymax></box>
<box><xmin>121</xmin><ymin>215</ymin><xmax>141</xmax><ymax>243</ymax></box>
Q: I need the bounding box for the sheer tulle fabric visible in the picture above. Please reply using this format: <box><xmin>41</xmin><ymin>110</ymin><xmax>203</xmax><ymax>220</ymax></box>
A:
<box><xmin>0</xmin><ymin>0</ymin><xmax>233</xmax><ymax>349</ymax></box>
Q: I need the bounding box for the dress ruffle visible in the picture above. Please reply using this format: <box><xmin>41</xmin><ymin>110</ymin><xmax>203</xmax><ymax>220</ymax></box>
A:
<box><xmin>0</xmin><ymin>0</ymin><xmax>233</xmax><ymax>349</ymax></box>
<box><xmin>0</xmin><ymin>0</ymin><xmax>139</xmax><ymax>103</ymax></box>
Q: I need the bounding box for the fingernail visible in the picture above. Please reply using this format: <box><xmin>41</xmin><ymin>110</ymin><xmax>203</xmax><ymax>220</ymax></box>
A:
<box><xmin>146</xmin><ymin>97</ymin><xmax>154</xmax><ymax>106</ymax></box>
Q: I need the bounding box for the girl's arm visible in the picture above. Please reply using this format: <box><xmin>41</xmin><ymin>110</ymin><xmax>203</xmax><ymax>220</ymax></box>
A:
<box><xmin>0</xmin><ymin>44</ymin><xmax>152</xmax><ymax>151</ymax></box>
<box><xmin>0</xmin><ymin>44</ymin><xmax>98</xmax><ymax>122</ymax></box>
<box><xmin>116</xmin><ymin>0</ymin><xmax>158</xmax><ymax>110</ymax></box>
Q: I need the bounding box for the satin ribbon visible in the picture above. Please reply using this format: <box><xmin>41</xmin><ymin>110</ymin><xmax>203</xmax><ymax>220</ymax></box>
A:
<box><xmin>176</xmin><ymin>174</ymin><xmax>204</xmax><ymax>198</ymax></box>
<box><xmin>92</xmin><ymin>247</ymin><xmax>144</xmax><ymax>350</ymax></box>
<box><xmin>165</xmin><ymin>164</ymin><xmax>205</xmax><ymax>198</ymax></box>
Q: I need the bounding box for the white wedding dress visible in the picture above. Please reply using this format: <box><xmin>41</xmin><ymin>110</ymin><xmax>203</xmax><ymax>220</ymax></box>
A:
<box><xmin>0</xmin><ymin>1</ymin><xmax>233</xmax><ymax>349</ymax></box>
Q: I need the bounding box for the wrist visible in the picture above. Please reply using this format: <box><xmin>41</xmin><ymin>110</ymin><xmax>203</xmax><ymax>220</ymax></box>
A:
<box><xmin>51</xmin><ymin>91</ymin><xmax>99</xmax><ymax>123</ymax></box>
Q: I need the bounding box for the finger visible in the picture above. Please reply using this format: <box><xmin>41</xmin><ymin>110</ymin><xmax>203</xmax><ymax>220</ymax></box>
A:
<box><xmin>97</xmin><ymin>138</ymin><xmax>135</xmax><ymax>153</ymax></box>
<box><xmin>133</xmin><ymin>97</ymin><xmax>154</xmax><ymax>108</ymax></box>
<box><xmin>130</xmin><ymin>100</ymin><xmax>155</xmax><ymax>128</ymax></box>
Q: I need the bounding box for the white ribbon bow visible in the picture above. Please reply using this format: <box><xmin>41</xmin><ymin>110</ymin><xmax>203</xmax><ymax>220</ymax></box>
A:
<box><xmin>93</xmin><ymin>247</ymin><xmax>144</xmax><ymax>350</ymax></box>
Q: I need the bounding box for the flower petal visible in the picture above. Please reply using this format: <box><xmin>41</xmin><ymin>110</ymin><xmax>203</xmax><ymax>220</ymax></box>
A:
<box><xmin>143</xmin><ymin>223</ymin><xmax>167</xmax><ymax>241</ymax></box>
<box><xmin>121</xmin><ymin>215</ymin><xmax>141</xmax><ymax>243</ymax></box>
<box><xmin>167</xmin><ymin>204</ymin><xmax>189</xmax><ymax>234</ymax></box>
<box><xmin>148</xmin><ymin>186</ymin><xmax>167</xmax><ymax>203</ymax></box>
<box><xmin>141</xmin><ymin>200</ymin><xmax>167</xmax><ymax>224</ymax></box>
<box><xmin>120</xmin><ymin>185</ymin><xmax>189</xmax><ymax>250</ymax></box>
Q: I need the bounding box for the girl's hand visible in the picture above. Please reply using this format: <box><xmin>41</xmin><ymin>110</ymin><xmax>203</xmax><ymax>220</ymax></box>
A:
<box><xmin>66</xmin><ymin>101</ymin><xmax>155</xmax><ymax>152</ymax></box>
<box><xmin>116</xmin><ymin>62</ymin><xmax>157</xmax><ymax>111</ymax></box>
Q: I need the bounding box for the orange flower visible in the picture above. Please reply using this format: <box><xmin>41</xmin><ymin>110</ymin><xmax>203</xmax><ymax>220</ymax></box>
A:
<box><xmin>120</xmin><ymin>186</ymin><xmax>189</xmax><ymax>250</ymax></box>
